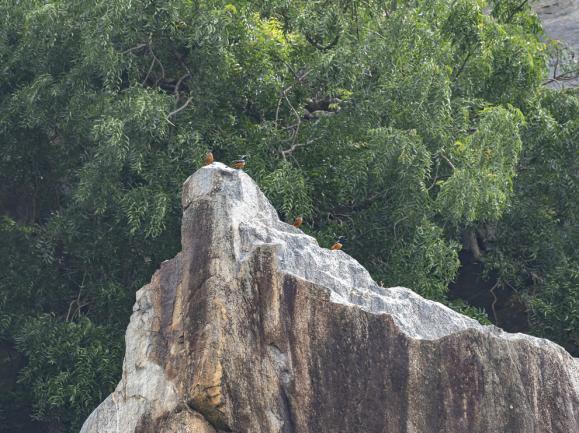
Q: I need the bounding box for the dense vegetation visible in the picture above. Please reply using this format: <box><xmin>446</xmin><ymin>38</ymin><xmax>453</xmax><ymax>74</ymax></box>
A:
<box><xmin>0</xmin><ymin>1</ymin><xmax>577</xmax><ymax>431</ymax></box>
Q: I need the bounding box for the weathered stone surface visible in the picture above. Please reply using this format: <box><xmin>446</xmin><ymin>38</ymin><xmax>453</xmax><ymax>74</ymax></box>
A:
<box><xmin>533</xmin><ymin>0</ymin><xmax>579</xmax><ymax>88</ymax></box>
<box><xmin>534</xmin><ymin>0</ymin><xmax>579</xmax><ymax>53</ymax></box>
<box><xmin>80</xmin><ymin>163</ymin><xmax>579</xmax><ymax>433</ymax></box>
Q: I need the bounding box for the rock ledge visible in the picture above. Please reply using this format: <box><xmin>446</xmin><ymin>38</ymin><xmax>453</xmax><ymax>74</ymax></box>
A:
<box><xmin>81</xmin><ymin>163</ymin><xmax>579</xmax><ymax>433</ymax></box>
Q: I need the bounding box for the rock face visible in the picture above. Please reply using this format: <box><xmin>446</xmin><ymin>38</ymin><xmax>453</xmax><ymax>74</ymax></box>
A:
<box><xmin>534</xmin><ymin>0</ymin><xmax>579</xmax><ymax>53</ymax></box>
<box><xmin>80</xmin><ymin>163</ymin><xmax>579</xmax><ymax>433</ymax></box>
<box><xmin>533</xmin><ymin>0</ymin><xmax>579</xmax><ymax>88</ymax></box>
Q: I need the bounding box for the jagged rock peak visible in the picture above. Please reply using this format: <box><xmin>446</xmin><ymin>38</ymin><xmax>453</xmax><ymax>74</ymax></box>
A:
<box><xmin>81</xmin><ymin>162</ymin><xmax>579</xmax><ymax>433</ymax></box>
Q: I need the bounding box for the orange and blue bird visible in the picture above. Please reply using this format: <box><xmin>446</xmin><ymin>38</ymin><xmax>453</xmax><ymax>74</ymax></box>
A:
<box><xmin>231</xmin><ymin>155</ymin><xmax>246</xmax><ymax>170</ymax></box>
<box><xmin>330</xmin><ymin>236</ymin><xmax>346</xmax><ymax>251</ymax></box>
<box><xmin>203</xmin><ymin>150</ymin><xmax>214</xmax><ymax>166</ymax></box>
<box><xmin>292</xmin><ymin>216</ymin><xmax>303</xmax><ymax>228</ymax></box>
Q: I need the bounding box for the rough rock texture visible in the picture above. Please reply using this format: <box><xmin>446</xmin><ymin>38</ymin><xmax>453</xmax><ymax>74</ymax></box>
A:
<box><xmin>534</xmin><ymin>0</ymin><xmax>579</xmax><ymax>53</ymax></box>
<box><xmin>533</xmin><ymin>0</ymin><xmax>579</xmax><ymax>88</ymax></box>
<box><xmin>81</xmin><ymin>163</ymin><xmax>579</xmax><ymax>433</ymax></box>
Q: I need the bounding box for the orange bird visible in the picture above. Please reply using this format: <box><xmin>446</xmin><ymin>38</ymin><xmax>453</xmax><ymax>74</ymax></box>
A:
<box><xmin>330</xmin><ymin>236</ymin><xmax>346</xmax><ymax>251</ymax></box>
<box><xmin>292</xmin><ymin>216</ymin><xmax>303</xmax><ymax>228</ymax></box>
<box><xmin>231</xmin><ymin>156</ymin><xmax>246</xmax><ymax>169</ymax></box>
<box><xmin>203</xmin><ymin>151</ymin><xmax>214</xmax><ymax>166</ymax></box>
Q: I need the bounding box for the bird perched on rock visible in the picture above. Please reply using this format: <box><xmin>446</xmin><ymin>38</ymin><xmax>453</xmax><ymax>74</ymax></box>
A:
<box><xmin>330</xmin><ymin>236</ymin><xmax>346</xmax><ymax>251</ymax></box>
<box><xmin>231</xmin><ymin>156</ymin><xmax>246</xmax><ymax>170</ymax></box>
<box><xmin>203</xmin><ymin>150</ymin><xmax>214</xmax><ymax>166</ymax></box>
<box><xmin>292</xmin><ymin>216</ymin><xmax>303</xmax><ymax>228</ymax></box>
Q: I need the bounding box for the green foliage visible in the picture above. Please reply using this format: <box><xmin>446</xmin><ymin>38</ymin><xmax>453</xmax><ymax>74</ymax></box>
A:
<box><xmin>485</xmin><ymin>88</ymin><xmax>579</xmax><ymax>353</ymax></box>
<box><xmin>448</xmin><ymin>299</ymin><xmax>492</xmax><ymax>325</ymax></box>
<box><xmin>0</xmin><ymin>1</ymin><xmax>576</xmax><ymax>431</ymax></box>
<box><xmin>262</xmin><ymin>161</ymin><xmax>314</xmax><ymax>219</ymax></box>
<box><xmin>385</xmin><ymin>219</ymin><xmax>461</xmax><ymax>300</ymax></box>
<box><xmin>15</xmin><ymin>316</ymin><xmax>123</xmax><ymax>431</ymax></box>
<box><xmin>527</xmin><ymin>263</ymin><xmax>579</xmax><ymax>350</ymax></box>
<box><xmin>437</xmin><ymin>106</ymin><xmax>524</xmax><ymax>224</ymax></box>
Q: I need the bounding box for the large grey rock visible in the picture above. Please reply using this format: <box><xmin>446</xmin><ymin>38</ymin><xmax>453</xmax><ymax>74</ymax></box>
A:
<box><xmin>80</xmin><ymin>163</ymin><xmax>579</xmax><ymax>433</ymax></box>
<box><xmin>533</xmin><ymin>0</ymin><xmax>579</xmax><ymax>87</ymax></box>
<box><xmin>534</xmin><ymin>0</ymin><xmax>579</xmax><ymax>53</ymax></box>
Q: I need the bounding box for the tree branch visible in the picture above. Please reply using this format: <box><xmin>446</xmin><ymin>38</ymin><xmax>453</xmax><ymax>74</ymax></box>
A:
<box><xmin>305</xmin><ymin>33</ymin><xmax>340</xmax><ymax>51</ymax></box>
<box><xmin>440</xmin><ymin>153</ymin><xmax>456</xmax><ymax>170</ymax></box>
<box><xmin>168</xmin><ymin>97</ymin><xmax>193</xmax><ymax>118</ymax></box>
<box><xmin>490</xmin><ymin>281</ymin><xmax>500</xmax><ymax>324</ymax></box>
<box><xmin>141</xmin><ymin>45</ymin><xmax>166</xmax><ymax>86</ymax></box>
<box><xmin>427</xmin><ymin>160</ymin><xmax>440</xmax><ymax>190</ymax></box>
<box><xmin>150</xmin><ymin>48</ymin><xmax>165</xmax><ymax>85</ymax></box>
<box><xmin>283</xmin><ymin>94</ymin><xmax>302</xmax><ymax>145</ymax></box>
<box><xmin>453</xmin><ymin>51</ymin><xmax>472</xmax><ymax>81</ymax></box>
<box><xmin>122</xmin><ymin>43</ymin><xmax>147</xmax><ymax>54</ymax></box>
<box><xmin>542</xmin><ymin>70</ymin><xmax>578</xmax><ymax>86</ymax></box>
<box><xmin>275</xmin><ymin>69</ymin><xmax>311</xmax><ymax>127</ymax></box>
<box><xmin>281</xmin><ymin>139</ymin><xmax>314</xmax><ymax>159</ymax></box>
<box><xmin>506</xmin><ymin>0</ymin><xmax>529</xmax><ymax>23</ymax></box>
<box><xmin>142</xmin><ymin>57</ymin><xmax>156</xmax><ymax>86</ymax></box>
<box><xmin>174</xmin><ymin>73</ymin><xmax>191</xmax><ymax>97</ymax></box>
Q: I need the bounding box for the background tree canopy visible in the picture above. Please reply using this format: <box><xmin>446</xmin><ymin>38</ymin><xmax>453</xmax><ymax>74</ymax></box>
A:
<box><xmin>0</xmin><ymin>0</ymin><xmax>577</xmax><ymax>431</ymax></box>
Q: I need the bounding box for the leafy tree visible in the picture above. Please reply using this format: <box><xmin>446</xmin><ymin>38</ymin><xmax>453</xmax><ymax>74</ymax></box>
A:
<box><xmin>485</xmin><ymin>89</ymin><xmax>579</xmax><ymax>353</ymax></box>
<box><xmin>0</xmin><ymin>1</ymin><xmax>576</xmax><ymax>431</ymax></box>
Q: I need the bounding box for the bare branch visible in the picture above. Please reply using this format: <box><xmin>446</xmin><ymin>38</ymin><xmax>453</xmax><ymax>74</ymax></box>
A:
<box><xmin>142</xmin><ymin>57</ymin><xmax>156</xmax><ymax>86</ymax></box>
<box><xmin>150</xmin><ymin>49</ymin><xmax>165</xmax><ymax>85</ymax></box>
<box><xmin>490</xmin><ymin>281</ymin><xmax>500</xmax><ymax>324</ymax></box>
<box><xmin>141</xmin><ymin>44</ymin><xmax>166</xmax><ymax>86</ymax></box>
<box><xmin>168</xmin><ymin>97</ymin><xmax>193</xmax><ymax>118</ymax></box>
<box><xmin>275</xmin><ymin>69</ymin><xmax>311</xmax><ymax>127</ymax></box>
<box><xmin>122</xmin><ymin>43</ymin><xmax>147</xmax><ymax>54</ymax></box>
<box><xmin>282</xmin><ymin>122</ymin><xmax>300</xmax><ymax>130</ymax></box>
<box><xmin>553</xmin><ymin>45</ymin><xmax>560</xmax><ymax>79</ymax></box>
<box><xmin>393</xmin><ymin>215</ymin><xmax>409</xmax><ymax>241</ymax></box>
<box><xmin>282</xmin><ymin>94</ymin><xmax>303</xmax><ymax>145</ymax></box>
<box><xmin>427</xmin><ymin>160</ymin><xmax>440</xmax><ymax>191</ymax></box>
<box><xmin>440</xmin><ymin>153</ymin><xmax>456</xmax><ymax>170</ymax></box>
<box><xmin>174</xmin><ymin>73</ymin><xmax>191</xmax><ymax>97</ymax></box>
<box><xmin>281</xmin><ymin>139</ymin><xmax>314</xmax><ymax>159</ymax></box>
<box><xmin>542</xmin><ymin>70</ymin><xmax>578</xmax><ymax>86</ymax></box>
<box><xmin>65</xmin><ymin>286</ymin><xmax>88</xmax><ymax>322</ymax></box>
<box><xmin>65</xmin><ymin>299</ymin><xmax>76</xmax><ymax>322</ymax></box>
<box><xmin>284</xmin><ymin>95</ymin><xmax>301</xmax><ymax>126</ymax></box>
<box><xmin>275</xmin><ymin>97</ymin><xmax>283</xmax><ymax>126</ymax></box>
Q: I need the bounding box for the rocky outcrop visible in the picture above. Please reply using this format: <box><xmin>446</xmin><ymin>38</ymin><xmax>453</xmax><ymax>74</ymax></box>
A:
<box><xmin>80</xmin><ymin>163</ymin><xmax>579</xmax><ymax>433</ymax></box>
<box><xmin>533</xmin><ymin>0</ymin><xmax>579</xmax><ymax>88</ymax></box>
<box><xmin>534</xmin><ymin>0</ymin><xmax>579</xmax><ymax>53</ymax></box>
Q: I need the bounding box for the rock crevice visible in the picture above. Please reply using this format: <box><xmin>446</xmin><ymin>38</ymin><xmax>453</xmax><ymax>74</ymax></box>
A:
<box><xmin>80</xmin><ymin>163</ymin><xmax>578</xmax><ymax>433</ymax></box>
